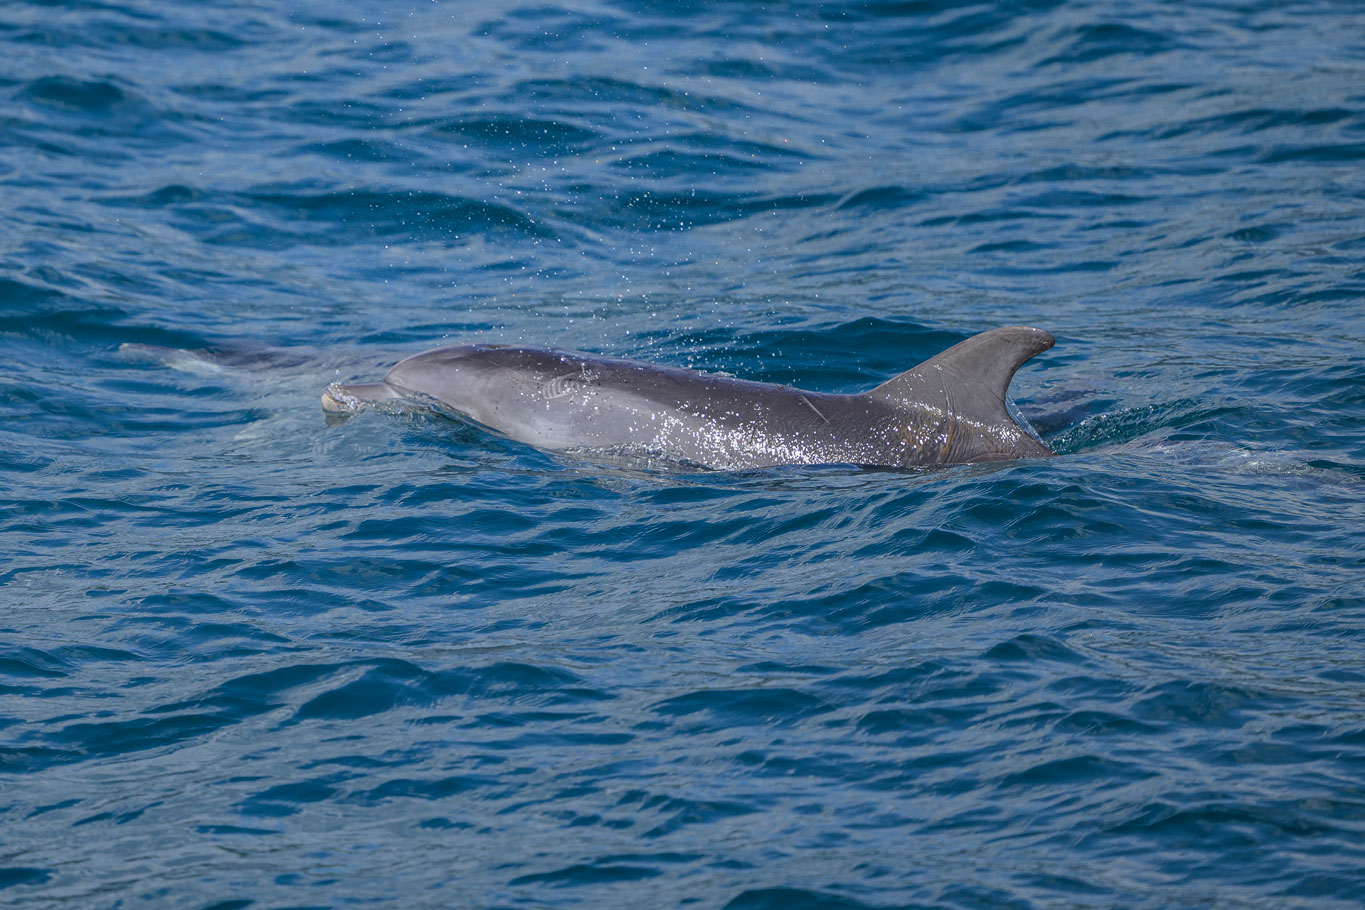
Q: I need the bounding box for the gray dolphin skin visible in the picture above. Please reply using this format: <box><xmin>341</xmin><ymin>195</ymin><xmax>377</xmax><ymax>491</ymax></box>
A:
<box><xmin>321</xmin><ymin>326</ymin><xmax>1055</xmax><ymax>469</ymax></box>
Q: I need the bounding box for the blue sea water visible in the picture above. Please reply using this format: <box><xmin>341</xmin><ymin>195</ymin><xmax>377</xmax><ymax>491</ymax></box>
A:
<box><xmin>3</xmin><ymin>0</ymin><xmax>1365</xmax><ymax>906</ymax></box>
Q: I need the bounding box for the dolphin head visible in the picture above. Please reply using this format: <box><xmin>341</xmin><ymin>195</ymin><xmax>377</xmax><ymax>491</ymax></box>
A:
<box><xmin>321</xmin><ymin>345</ymin><xmax>506</xmax><ymax>416</ymax></box>
<box><xmin>323</xmin><ymin>345</ymin><xmax>590</xmax><ymax>440</ymax></box>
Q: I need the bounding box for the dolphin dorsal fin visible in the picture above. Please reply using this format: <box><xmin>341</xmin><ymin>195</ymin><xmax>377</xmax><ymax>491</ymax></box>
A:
<box><xmin>862</xmin><ymin>326</ymin><xmax>1054</xmax><ymax>429</ymax></box>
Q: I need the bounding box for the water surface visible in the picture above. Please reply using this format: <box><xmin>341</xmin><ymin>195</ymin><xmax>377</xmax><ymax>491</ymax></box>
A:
<box><xmin>2</xmin><ymin>1</ymin><xmax>1364</xmax><ymax>907</ymax></box>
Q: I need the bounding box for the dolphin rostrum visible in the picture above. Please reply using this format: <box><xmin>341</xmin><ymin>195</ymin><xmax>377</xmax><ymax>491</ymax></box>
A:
<box><xmin>321</xmin><ymin>326</ymin><xmax>1055</xmax><ymax>469</ymax></box>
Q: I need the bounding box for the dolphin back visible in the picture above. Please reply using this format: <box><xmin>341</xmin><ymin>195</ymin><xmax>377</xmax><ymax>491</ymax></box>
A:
<box><xmin>860</xmin><ymin>326</ymin><xmax>1055</xmax><ymax>460</ymax></box>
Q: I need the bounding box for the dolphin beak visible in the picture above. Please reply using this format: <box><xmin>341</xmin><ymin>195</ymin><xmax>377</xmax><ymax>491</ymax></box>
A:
<box><xmin>321</xmin><ymin>381</ymin><xmax>402</xmax><ymax>413</ymax></box>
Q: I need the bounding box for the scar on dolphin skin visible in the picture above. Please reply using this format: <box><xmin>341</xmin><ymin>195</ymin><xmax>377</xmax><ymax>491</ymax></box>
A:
<box><xmin>541</xmin><ymin>365</ymin><xmax>589</xmax><ymax>401</ymax></box>
<box><xmin>322</xmin><ymin>326</ymin><xmax>1056</xmax><ymax>470</ymax></box>
<box><xmin>798</xmin><ymin>394</ymin><xmax>829</xmax><ymax>424</ymax></box>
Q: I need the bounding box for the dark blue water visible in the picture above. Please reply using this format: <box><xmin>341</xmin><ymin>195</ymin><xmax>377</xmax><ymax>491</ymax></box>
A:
<box><xmin>3</xmin><ymin>1</ymin><xmax>1365</xmax><ymax>907</ymax></box>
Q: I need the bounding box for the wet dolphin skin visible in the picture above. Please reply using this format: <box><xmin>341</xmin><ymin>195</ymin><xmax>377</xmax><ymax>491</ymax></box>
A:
<box><xmin>323</xmin><ymin>326</ymin><xmax>1055</xmax><ymax>469</ymax></box>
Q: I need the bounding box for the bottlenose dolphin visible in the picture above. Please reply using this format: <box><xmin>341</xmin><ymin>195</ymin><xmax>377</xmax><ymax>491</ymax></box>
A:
<box><xmin>321</xmin><ymin>326</ymin><xmax>1055</xmax><ymax>469</ymax></box>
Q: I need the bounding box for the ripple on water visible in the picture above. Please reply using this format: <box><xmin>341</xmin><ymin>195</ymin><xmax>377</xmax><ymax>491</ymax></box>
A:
<box><xmin>3</xmin><ymin>0</ymin><xmax>1365</xmax><ymax>907</ymax></box>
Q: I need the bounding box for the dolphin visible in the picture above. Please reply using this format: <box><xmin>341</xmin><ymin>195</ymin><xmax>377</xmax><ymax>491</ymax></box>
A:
<box><xmin>321</xmin><ymin>326</ymin><xmax>1055</xmax><ymax>469</ymax></box>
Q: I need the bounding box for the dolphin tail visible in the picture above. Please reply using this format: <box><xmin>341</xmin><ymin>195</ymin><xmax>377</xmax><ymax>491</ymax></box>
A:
<box><xmin>860</xmin><ymin>326</ymin><xmax>1055</xmax><ymax>457</ymax></box>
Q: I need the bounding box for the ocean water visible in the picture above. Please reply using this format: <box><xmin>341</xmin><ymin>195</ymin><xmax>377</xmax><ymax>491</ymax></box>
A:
<box><xmin>2</xmin><ymin>0</ymin><xmax>1364</xmax><ymax>907</ymax></box>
